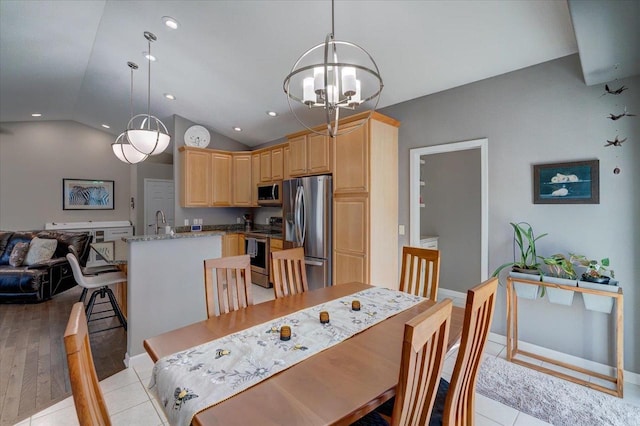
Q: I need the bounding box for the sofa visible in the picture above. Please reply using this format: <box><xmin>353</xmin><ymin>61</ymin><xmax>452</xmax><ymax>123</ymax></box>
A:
<box><xmin>0</xmin><ymin>230</ymin><xmax>92</xmax><ymax>303</ymax></box>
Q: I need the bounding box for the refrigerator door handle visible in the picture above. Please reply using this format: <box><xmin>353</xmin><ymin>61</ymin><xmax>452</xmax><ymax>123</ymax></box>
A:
<box><xmin>299</xmin><ymin>185</ymin><xmax>307</xmax><ymax>244</ymax></box>
<box><xmin>304</xmin><ymin>259</ymin><xmax>323</xmax><ymax>267</ymax></box>
<box><xmin>294</xmin><ymin>186</ymin><xmax>303</xmax><ymax>245</ymax></box>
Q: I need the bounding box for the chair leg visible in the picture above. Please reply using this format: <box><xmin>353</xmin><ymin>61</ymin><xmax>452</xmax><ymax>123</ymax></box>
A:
<box><xmin>78</xmin><ymin>287</ymin><xmax>88</xmax><ymax>303</ymax></box>
<box><xmin>104</xmin><ymin>287</ymin><xmax>127</xmax><ymax>331</ymax></box>
<box><xmin>85</xmin><ymin>288</ymin><xmax>100</xmax><ymax>322</ymax></box>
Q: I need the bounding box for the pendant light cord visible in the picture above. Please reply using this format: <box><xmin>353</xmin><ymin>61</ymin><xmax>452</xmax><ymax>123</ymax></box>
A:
<box><xmin>147</xmin><ymin>37</ymin><xmax>151</xmax><ymax>129</ymax></box>
<box><xmin>331</xmin><ymin>0</ymin><xmax>335</xmax><ymax>37</ymax></box>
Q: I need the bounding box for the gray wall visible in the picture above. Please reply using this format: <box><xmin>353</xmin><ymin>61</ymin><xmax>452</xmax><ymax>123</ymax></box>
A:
<box><xmin>421</xmin><ymin>150</ymin><xmax>481</xmax><ymax>293</ymax></box>
<box><xmin>0</xmin><ymin>120</ymin><xmax>132</xmax><ymax>229</ymax></box>
<box><xmin>380</xmin><ymin>54</ymin><xmax>640</xmax><ymax>373</ymax></box>
<box><xmin>172</xmin><ymin>115</ymin><xmax>253</xmax><ymax>227</ymax></box>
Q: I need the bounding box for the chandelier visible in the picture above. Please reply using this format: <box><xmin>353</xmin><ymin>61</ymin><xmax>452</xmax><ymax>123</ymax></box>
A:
<box><xmin>112</xmin><ymin>62</ymin><xmax>148</xmax><ymax>164</ymax></box>
<box><xmin>125</xmin><ymin>31</ymin><xmax>170</xmax><ymax>155</ymax></box>
<box><xmin>283</xmin><ymin>0</ymin><xmax>383</xmax><ymax>138</ymax></box>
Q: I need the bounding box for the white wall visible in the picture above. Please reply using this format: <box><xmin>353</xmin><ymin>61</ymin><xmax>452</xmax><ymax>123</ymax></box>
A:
<box><xmin>381</xmin><ymin>54</ymin><xmax>640</xmax><ymax>373</ymax></box>
<box><xmin>0</xmin><ymin>120</ymin><xmax>132</xmax><ymax>229</ymax></box>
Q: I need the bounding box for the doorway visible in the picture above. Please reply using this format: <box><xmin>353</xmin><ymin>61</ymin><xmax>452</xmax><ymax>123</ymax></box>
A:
<box><xmin>144</xmin><ymin>179</ymin><xmax>175</xmax><ymax>234</ymax></box>
<box><xmin>409</xmin><ymin>139</ymin><xmax>488</xmax><ymax>291</ymax></box>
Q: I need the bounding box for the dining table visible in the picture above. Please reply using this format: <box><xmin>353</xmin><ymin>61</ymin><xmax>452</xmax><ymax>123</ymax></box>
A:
<box><xmin>143</xmin><ymin>282</ymin><xmax>464</xmax><ymax>426</ymax></box>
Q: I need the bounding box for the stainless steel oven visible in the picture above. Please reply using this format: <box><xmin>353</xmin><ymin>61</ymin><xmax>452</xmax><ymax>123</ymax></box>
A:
<box><xmin>245</xmin><ymin>234</ymin><xmax>270</xmax><ymax>287</ymax></box>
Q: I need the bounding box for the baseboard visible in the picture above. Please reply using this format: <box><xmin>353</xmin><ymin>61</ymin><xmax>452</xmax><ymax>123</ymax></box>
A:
<box><xmin>488</xmin><ymin>332</ymin><xmax>640</xmax><ymax>386</ymax></box>
<box><xmin>125</xmin><ymin>351</ymin><xmax>152</xmax><ymax>369</ymax></box>
<box><xmin>439</xmin><ymin>288</ymin><xmax>466</xmax><ymax>300</ymax></box>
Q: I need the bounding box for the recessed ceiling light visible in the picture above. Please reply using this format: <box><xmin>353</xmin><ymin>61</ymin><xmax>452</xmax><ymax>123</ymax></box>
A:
<box><xmin>266</xmin><ymin>111</ymin><xmax>278</xmax><ymax>117</ymax></box>
<box><xmin>233</xmin><ymin>127</ymin><xmax>242</xmax><ymax>132</ymax></box>
<box><xmin>143</xmin><ymin>52</ymin><xmax>157</xmax><ymax>62</ymax></box>
<box><xmin>31</xmin><ymin>113</ymin><xmax>42</xmax><ymax>117</ymax></box>
<box><xmin>164</xmin><ymin>93</ymin><xmax>176</xmax><ymax>100</ymax></box>
<box><xmin>101</xmin><ymin>124</ymin><xmax>110</xmax><ymax>129</ymax></box>
<box><xmin>162</xmin><ymin>16</ymin><xmax>179</xmax><ymax>30</ymax></box>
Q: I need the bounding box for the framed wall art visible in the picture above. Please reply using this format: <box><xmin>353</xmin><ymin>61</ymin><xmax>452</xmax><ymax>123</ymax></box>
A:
<box><xmin>533</xmin><ymin>160</ymin><xmax>599</xmax><ymax>204</ymax></box>
<box><xmin>63</xmin><ymin>179</ymin><xmax>115</xmax><ymax>210</ymax></box>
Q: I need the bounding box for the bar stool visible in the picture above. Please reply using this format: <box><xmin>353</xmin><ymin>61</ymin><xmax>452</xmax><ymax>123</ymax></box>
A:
<box><xmin>66</xmin><ymin>253</ymin><xmax>127</xmax><ymax>333</ymax></box>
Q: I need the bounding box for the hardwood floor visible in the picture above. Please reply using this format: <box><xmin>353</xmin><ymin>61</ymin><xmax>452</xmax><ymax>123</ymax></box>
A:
<box><xmin>0</xmin><ymin>285</ymin><xmax>126</xmax><ymax>426</ymax></box>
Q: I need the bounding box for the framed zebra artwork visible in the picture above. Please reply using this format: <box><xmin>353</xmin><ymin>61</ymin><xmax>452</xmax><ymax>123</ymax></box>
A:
<box><xmin>63</xmin><ymin>179</ymin><xmax>115</xmax><ymax>210</ymax></box>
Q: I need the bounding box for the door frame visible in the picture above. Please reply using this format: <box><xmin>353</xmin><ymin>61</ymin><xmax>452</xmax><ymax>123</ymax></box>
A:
<box><xmin>409</xmin><ymin>138</ymin><xmax>489</xmax><ymax>280</ymax></box>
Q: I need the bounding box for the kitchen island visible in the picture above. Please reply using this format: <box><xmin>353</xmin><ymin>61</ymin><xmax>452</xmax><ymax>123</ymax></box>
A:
<box><xmin>124</xmin><ymin>231</ymin><xmax>224</xmax><ymax>357</ymax></box>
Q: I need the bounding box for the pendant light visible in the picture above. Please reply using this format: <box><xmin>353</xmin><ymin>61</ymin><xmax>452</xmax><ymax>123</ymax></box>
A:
<box><xmin>112</xmin><ymin>62</ymin><xmax>148</xmax><ymax>164</ymax></box>
<box><xmin>126</xmin><ymin>31</ymin><xmax>171</xmax><ymax>155</ymax></box>
<box><xmin>283</xmin><ymin>0</ymin><xmax>383</xmax><ymax>138</ymax></box>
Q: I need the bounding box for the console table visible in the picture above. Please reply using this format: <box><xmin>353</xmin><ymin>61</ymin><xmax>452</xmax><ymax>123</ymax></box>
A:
<box><xmin>506</xmin><ymin>276</ymin><xmax>623</xmax><ymax>397</ymax></box>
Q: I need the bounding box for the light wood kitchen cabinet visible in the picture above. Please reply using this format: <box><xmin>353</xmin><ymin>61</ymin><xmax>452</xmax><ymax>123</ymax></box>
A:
<box><xmin>232</xmin><ymin>153</ymin><xmax>252</xmax><ymax>206</ymax></box>
<box><xmin>260</xmin><ymin>150</ymin><xmax>271</xmax><ymax>182</ymax></box>
<box><xmin>252</xmin><ymin>153</ymin><xmax>260</xmax><ymax>206</ymax></box>
<box><xmin>222</xmin><ymin>233</ymin><xmax>236</xmax><ymax>257</ymax></box>
<box><xmin>271</xmin><ymin>147</ymin><xmax>283</xmax><ymax>180</ymax></box>
<box><xmin>180</xmin><ymin>147</ymin><xmax>211</xmax><ymax>207</ymax></box>
<box><xmin>332</xmin><ymin>112</ymin><xmax>400</xmax><ymax>288</ymax></box>
<box><xmin>283</xmin><ymin>145</ymin><xmax>291</xmax><ymax>180</ymax></box>
<box><xmin>211</xmin><ymin>152</ymin><xmax>232</xmax><ymax>206</ymax></box>
<box><xmin>288</xmin><ymin>133</ymin><xmax>331</xmax><ymax>177</ymax></box>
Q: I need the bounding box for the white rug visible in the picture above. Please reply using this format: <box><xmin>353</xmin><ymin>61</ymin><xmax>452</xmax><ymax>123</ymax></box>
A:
<box><xmin>476</xmin><ymin>356</ymin><xmax>640</xmax><ymax>426</ymax></box>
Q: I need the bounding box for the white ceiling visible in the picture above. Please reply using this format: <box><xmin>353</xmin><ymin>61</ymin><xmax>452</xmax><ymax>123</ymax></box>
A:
<box><xmin>0</xmin><ymin>1</ymin><xmax>584</xmax><ymax>147</ymax></box>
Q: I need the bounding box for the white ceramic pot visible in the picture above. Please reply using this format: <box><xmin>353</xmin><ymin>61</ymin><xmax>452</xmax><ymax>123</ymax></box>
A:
<box><xmin>542</xmin><ymin>276</ymin><xmax>577</xmax><ymax>306</ymax></box>
<box><xmin>579</xmin><ymin>279</ymin><xmax>619</xmax><ymax>314</ymax></box>
<box><xmin>509</xmin><ymin>271</ymin><xmax>541</xmax><ymax>300</ymax></box>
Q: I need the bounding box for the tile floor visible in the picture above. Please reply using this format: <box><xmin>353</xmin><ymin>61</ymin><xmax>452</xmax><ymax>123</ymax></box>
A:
<box><xmin>15</xmin><ymin>286</ymin><xmax>640</xmax><ymax>426</ymax></box>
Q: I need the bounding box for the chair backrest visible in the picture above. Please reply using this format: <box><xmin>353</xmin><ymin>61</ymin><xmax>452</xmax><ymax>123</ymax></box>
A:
<box><xmin>204</xmin><ymin>255</ymin><xmax>253</xmax><ymax>317</ymax></box>
<box><xmin>271</xmin><ymin>247</ymin><xmax>309</xmax><ymax>299</ymax></box>
<box><xmin>391</xmin><ymin>299</ymin><xmax>453</xmax><ymax>426</ymax></box>
<box><xmin>443</xmin><ymin>278</ymin><xmax>498</xmax><ymax>426</ymax></box>
<box><xmin>66</xmin><ymin>252</ymin><xmax>88</xmax><ymax>287</ymax></box>
<box><xmin>64</xmin><ymin>302</ymin><xmax>111</xmax><ymax>426</ymax></box>
<box><xmin>399</xmin><ymin>246</ymin><xmax>441</xmax><ymax>300</ymax></box>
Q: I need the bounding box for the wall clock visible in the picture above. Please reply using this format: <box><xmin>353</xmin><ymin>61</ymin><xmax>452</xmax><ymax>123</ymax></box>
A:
<box><xmin>184</xmin><ymin>125</ymin><xmax>211</xmax><ymax>148</ymax></box>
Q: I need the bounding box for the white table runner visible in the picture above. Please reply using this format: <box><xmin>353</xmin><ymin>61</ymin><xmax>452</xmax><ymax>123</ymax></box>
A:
<box><xmin>148</xmin><ymin>287</ymin><xmax>424</xmax><ymax>426</ymax></box>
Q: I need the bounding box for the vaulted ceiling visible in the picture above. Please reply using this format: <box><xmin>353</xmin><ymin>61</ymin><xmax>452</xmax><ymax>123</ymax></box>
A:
<box><xmin>0</xmin><ymin>1</ymin><xmax>636</xmax><ymax>147</ymax></box>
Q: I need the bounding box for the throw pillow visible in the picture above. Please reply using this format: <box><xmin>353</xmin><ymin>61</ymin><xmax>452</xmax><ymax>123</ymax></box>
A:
<box><xmin>9</xmin><ymin>242</ymin><xmax>30</xmax><ymax>267</ymax></box>
<box><xmin>24</xmin><ymin>237</ymin><xmax>58</xmax><ymax>266</ymax></box>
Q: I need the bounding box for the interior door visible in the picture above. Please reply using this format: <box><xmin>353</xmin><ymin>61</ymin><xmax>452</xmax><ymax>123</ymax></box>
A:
<box><xmin>144</xmin><ymin>179</ymin><xmax>175</xmax><ymax>234</ymax></box>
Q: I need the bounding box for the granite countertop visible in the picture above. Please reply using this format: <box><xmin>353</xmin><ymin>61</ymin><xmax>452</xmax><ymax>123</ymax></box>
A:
<box><xmin>124</xmin><ymin>230</ymin><xmax>226</xmax><ymax>243</ymax></box>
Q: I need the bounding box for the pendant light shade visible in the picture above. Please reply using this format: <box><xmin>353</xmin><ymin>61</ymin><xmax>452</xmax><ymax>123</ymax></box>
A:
<box><xmin>112</xmin><ymin>132</ymin><xmax>148</xmax><ymax>164</ymax></box>
<box><xmin>126</xmin><ymin>115</ymin><xmax>171</xmax><ymax>155</ymax></box>
<box><xmin>125</xmin><ymin>31</ymin><xmax>170</xmax><ymax>155</ymax></box>
<box><xmin>112</xmin><ymin>61</ymin><xmax>148</xmax><ymax>164</ymax></box>
<box><xmin>283</xmin><ymin>0</ymin><xmax>383</xmax><ymax>138</ymax></box>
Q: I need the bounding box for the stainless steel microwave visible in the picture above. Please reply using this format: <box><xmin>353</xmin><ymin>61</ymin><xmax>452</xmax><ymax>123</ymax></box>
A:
<box><xmin>257</xmin><ymin>181</ymin><xmax>282</xmax><ymax>206</ymax></box>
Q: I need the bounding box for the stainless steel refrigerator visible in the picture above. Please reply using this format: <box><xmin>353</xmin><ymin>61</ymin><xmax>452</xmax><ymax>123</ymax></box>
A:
<box><xmin>283</xmin><ymin>175</ymin><xmax>332</xmax><ymax>291</ymax></box>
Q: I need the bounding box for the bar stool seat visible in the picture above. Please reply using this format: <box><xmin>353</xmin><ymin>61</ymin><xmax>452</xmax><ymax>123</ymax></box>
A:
<box><xmin>66</xmin><ymin>253</ymin><xmax>127</xmax><ymax>333</ymax></box>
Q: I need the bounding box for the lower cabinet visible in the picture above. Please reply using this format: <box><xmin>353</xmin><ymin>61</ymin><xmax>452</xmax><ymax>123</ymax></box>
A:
<box><xmin>222</xmin><ymin>233</ymin><xmax>246</xmax><ymax>257</ymax></box>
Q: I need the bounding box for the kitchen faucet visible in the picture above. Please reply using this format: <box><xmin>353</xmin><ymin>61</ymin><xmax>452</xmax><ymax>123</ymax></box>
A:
<box><xmin>155</xmin><ymin>210</ymin><xmax>166</xmax><ymax>234</ymax></box>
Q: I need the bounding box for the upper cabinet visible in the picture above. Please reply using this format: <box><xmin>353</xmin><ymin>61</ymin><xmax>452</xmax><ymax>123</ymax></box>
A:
<box><xmin>251</xmin><ymin>153</ymin><xmax>260</xmax><ymax>207</ymax></box>
<box><xmin>180</xmin><ymin>148</ymin><xmax>211</xmax><ymax>207</ymax></box>
<box><xmin>232</xmin><ymin>153</ymin><xmax>252</xmax><ymax>207</ymax></box>
<box><xmin>180</xmin><ymin>147</ymin><xmax>245</xmax><ymax>208</ymax></box>
<box><xmin>258</xmin><ymin>145</ymin><xmax>285</xmax><ymax>182</ymax></box>
<box><xmin>287</xmin><ymin>133</ymin><xmax>331</xmax><ymax>177</ymax></box>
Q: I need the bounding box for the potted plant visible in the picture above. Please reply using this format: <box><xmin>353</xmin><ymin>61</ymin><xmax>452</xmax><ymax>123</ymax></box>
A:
<box><xmin>541</xmin><ymin>254</ymin><xmax>577</xmax><ymax>306</ymax></box>
<box><xmin>492</xmin><ymin>222</ymin><xmax>547</xmax><ymax>299</ymax></box>
<box><xmin>570</xmin><ymin>254</ymin><xmax>619</xmax><ymax>313</ymax></box>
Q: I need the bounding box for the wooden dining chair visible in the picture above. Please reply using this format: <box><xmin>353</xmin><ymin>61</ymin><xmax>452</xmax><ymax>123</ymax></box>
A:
<box><xmin>399</xmin><ymin>246</ymin><xmax>441</xmax><ymax>301</ymax></box>
<box><xmin>352</xmin><ymin>299</ymin><xmax>453</xmax><ymax>426</ymax></box>
<box><xmin>430</xmin><ymin>277</ymin><xmax>499</xmax><ymax>426</ymax></box>
<box><xmin>64</xmin><ymin>302</ymin><xmax>112</xmax><ymax>426</ymax></box>
<box><xmin>271</xmin><ymin>247</ymin><xmax>308</xmax><ymax>299</ymax></box>
<box><xmin>204</xmin><ymin>254</ymin><xmax>253</xmax><ymax>317</ymax></box>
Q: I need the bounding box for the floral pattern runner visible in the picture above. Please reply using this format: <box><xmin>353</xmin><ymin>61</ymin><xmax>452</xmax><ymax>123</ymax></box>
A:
<box><xmin>148</xmin><ymin>287</ymin><xmax>424</xmax><ymax>426</ymax></box>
